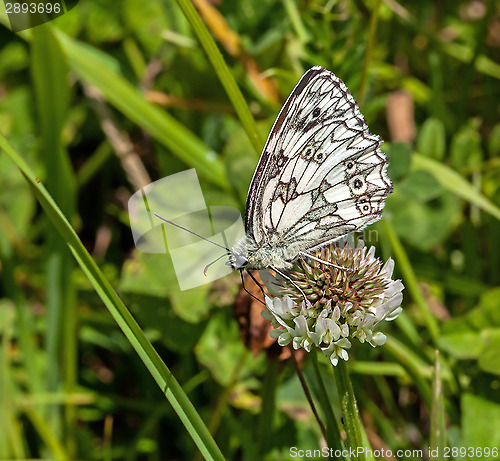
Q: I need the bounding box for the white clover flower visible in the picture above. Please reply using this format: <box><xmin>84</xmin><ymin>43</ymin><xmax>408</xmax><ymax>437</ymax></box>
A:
<box><xmin>260</xmin><ymin>238</ymin><xmax>404</xmax><ymax>365</ymax></box>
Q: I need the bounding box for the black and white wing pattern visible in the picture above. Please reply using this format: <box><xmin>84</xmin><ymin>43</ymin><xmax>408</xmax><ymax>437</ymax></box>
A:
<box><xmin>245</xmin><ymin>66</ymin><xmax>392</xmax><ymax>255</ymax></box>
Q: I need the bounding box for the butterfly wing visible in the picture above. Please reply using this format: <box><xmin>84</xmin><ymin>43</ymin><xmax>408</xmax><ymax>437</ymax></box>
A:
<box><xmin>245</xmin><ymin>66</ymin><xmax>391</xmax><ymax>254</ymax></box>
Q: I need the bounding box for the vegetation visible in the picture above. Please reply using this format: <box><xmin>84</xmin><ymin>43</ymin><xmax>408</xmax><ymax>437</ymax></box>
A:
<box><xmin>1</xmin><ymin>0</ymin><xmax>500</xmax><ymax>459</ymax></box>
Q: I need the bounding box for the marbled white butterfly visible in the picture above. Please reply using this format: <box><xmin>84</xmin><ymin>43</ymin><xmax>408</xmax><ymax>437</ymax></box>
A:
<box><xmin>228</xmin><ymin>66</ymin><xmax>392</xmax><ymax>276</ymax></box>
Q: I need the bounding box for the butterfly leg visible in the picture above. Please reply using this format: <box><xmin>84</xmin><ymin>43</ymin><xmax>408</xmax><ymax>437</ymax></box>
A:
<box><xmin>270</xmin><ymin>266</ymin><xmax>310</xmax><ymax>306</ymax></box>
<box><xmin>298</xmin><ymin>252</ymin><xmax>354</xmax><ymax>272</ymax></box>
<box><xmin>240</xmin><ymin>270</ymin><xmax>266</xmax><ymax>305</ymax></box>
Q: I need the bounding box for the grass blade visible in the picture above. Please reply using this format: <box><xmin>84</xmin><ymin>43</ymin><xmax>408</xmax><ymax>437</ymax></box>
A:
<box><xmin>441</xmin><ymin>42</ymin><xmax>500</xmax><ymax>80</ymax></box>
<box><xmin>381</xmin><ymin>220</ymin><xmax>440</xmax><ymax>342</ymax></box>
<box><xmin>0</xmin><ymin>132</ymin><xmax>226</xmax><ymax>461</ymax></box>
<box><xmin>334</xmin><ymin>360</ymin><xmax>370</xmax><ymax>461</ymax></box>
<box><xmin>26</xmin><ymin>409</ymin><xmax>70</xmax><ymax>461</ymax></box>
<box><xmin>256</xmin><ymin>359</ymin><xmax>279</xmax><ymax>457</ymax></box>
<box><xmin>53</xmin><ymin>29</ymin><xmax>230</xmax><ymax>190</ymax></box>
<box><xmin>430</xmin><ymin>350</ymin><xmax>447</xmax><ymax>460</ymax></box>
<box><xmin>310</xmin><ymin>349</ymin><xmax>344</xmax><ymax>457</ymax></box>
<box><xmin>357</xmin><ymin>0</ymin><xmax>382</xmax><ymax>107</ymax></box>
<box><xmin>383</xmin><ymin>335</ymin><xmax>433</xmax><ymax>409</ymax></box>
<box><xmin>31</xmin><ymin>25</ymin><xmax>77</xmax><ymax>453</ymax></box>
<box><xmin>413</xmin><ymin>153</ymin><xmax>500</xmax><ymax>221</ymax></box>
<box><xmin>0</xmin><ymin>304</ymin><xmax>27</xmax><ymax>459</ymax></box>
<box><xmin>175</xmin><ymin>0</ymin><xmax>264</xmax><ymax>156</ymax></box>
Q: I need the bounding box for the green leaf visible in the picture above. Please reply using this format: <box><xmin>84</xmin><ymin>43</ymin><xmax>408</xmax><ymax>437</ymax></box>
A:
<box><xmin>401</xmin><ymin>76</ymin><xmax>431</xmax><ymax>104</ymax></box>
<box><xmin>387</xmin><ymin>166</ymin><xmax>462</xmax><ymax>251</ymax></box>
<box><xmin>412</xmin><ymin>154</ymin><xmax>500</xmax><ymax>221</ymax></box>
<box><xmin>0</xmin><ymin>87</ymin><xmax>35</xmax><ymax>141</ymax></box>
<box><xmin>438</xmin><ymin>332</ymin><xmax>483</xmax><ymax>360</ymax></box>
<box><xmin>450</xmin><ymin>119</ymin><xmax>483</xmax><ymax>171</ymax></box>
<box><xmin>439</xmin><ymin>288</ymin><xmax>500</xmax><ymax>372</ymax></box>
<box><xmin>462</xmin><ymin>394</ymin><xmax>500</xmax><ymax>460</ymax></box>
<box><xmin>31</xmin><ymin>27</ymin><xmax>69</xmax><ymax>157</ymax></box>
<box><xmin>0</xmin><ymin>41</ymin><xmax>29</xmax><ymax>77</ymax></box>
<box><xmin>488</xmin><ymin>123</ymin><xmax>500</xmax><ymax>157</ymax></box>
<box><xmin>380</xmin><ymin>221</ymin><xmax>440</xmax><ymax>343</ymax></box>
<box><xmin>84</xmin><ymin>0</ymin><xmax>125</xmax><ymax>43</ymax></box>
<box><xmin>0</xmin><ymin>149</ymin><xmax>35</xmax><ymax>241</ymax></box>
<box><xmin>120</xmin><ymin>251</ymin><xmax>212</xmax><ymax>323</ymax></box>
<box><xmin>124</xmin><ymin>293</ymin><xmax>206</xmax><ymax>352</ymax></box>
<box><xmin>478</xmin><ymin>329</ymin><xmax>500</xmax><ymax>376</ymax></box>
<box><xmin>383</xmin><ymin>335</ymin><xmax>434</xmax><ymax>407</ymax></box>
<box><xmin>397</xmin><ymin>170</ymin><xmax>443</xmax><ymax>202</ymax></box>
<box><xmin>387</xmin><ymin>188</ymin><xmax>460</xmax><ymax>250</ymax></box>
<box><xmin>441</xmin><ymin>288</ymin><xmax>500</xmax><ymax>334</ymax></box>
<box><xmin>417</xmin><ymin>118</ymin><xmax>446</xmax><ymax>161</ymax></box>
<box><xmin>276</xmin><ymin>374</ymin><xmax>316</xmax><ymax>418</ymax></box>
<box><xmin>122</xmin><ymin>0</ymin><xmax>169</xmax><ymax>53</ymax></box>
<box><xmin>384</xmin><ymin>142</ymin><xmax>412</xmax><ymax>180</ymax></box>
<box><xmin>195</xmin><ymin>312</ymin><xmax>254</xmax><ymax>387</ymax></box>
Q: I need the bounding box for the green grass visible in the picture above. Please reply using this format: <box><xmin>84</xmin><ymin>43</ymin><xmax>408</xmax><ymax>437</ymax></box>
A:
<box><xmin>1</xmin><ymin>1</ymin><xmax>500</xmax><ymax>459</ymax></box>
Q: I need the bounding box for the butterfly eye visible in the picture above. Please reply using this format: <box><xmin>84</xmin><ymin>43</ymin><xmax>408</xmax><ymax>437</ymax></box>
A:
<box><xmin>312</xmin><ymin>108</ymin><xmax>321</xmax><ymax>117</ymax></box>
<box><xmin>234</xmin><ymin>254</ymin><xmax>248</xmax><ymax>269</ymax></box>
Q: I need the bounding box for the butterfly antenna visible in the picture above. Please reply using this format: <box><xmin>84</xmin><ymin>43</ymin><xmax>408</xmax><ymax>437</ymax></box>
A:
<box><xmin>203</xmin><ymin>253</ymin><xmax>229</xmax><ymax>276</ymax></box>
<box><xmin>153</xmin><ymin>212</ymin><xmax>230</xmax><ymax>251</ymax></box>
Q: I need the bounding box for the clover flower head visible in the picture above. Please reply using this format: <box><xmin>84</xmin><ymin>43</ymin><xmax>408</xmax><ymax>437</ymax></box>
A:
<box><xmin>260</xmin><ymin>237</ymin><xmax>404</xmax><ymax>365</ymax></box>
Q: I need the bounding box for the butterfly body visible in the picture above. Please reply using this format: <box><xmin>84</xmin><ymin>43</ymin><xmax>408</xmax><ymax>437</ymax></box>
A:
<box><xmin>229</xmin><ymin>66</ymin><xmax>392</xmax><ymax>273</ymax></box>
<box><xmin>229</xmin><ymin>236</ymin><xmax>305</xmax><ymax>270</ymax></box>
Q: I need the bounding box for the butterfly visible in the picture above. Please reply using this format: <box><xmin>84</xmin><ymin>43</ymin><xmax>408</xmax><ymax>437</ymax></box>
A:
<box><xmin>228</xmin><ymin>66</ymin><xmax>392</xmax><ymax>278</ymax></box>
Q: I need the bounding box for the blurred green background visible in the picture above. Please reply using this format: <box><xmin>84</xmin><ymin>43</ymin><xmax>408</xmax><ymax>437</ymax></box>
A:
<box><xmin>1</xmin><ymin>0</ymin><xmax>500</xmax><ymax>460</ymax></box>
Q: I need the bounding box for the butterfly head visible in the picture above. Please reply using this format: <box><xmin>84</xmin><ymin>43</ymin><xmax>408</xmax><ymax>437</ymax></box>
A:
<box><xmin>228</xmin><ymin>237</ymin><xmax>249</xmax><ymax>270</ymax></box>
<box><xmin>228</xmin><ymin>253</ymin><xmax>249</xmax><ymax>270</ymax></box>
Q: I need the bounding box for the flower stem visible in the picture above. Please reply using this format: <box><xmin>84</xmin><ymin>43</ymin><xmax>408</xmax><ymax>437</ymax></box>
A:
<box><xmin>334</xmin><ymin>360</ymin><xmax>368</xmax><ymax>460</ymax></box>
<box><xmin>310</xmin><ymin>350</ymin><xmax>344</xmax><ymax>455</ymax></box>
<box><xmin>290</xmin><ymin>348</ymin><xmax>327</xmax><ymax>442</ymax></box>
